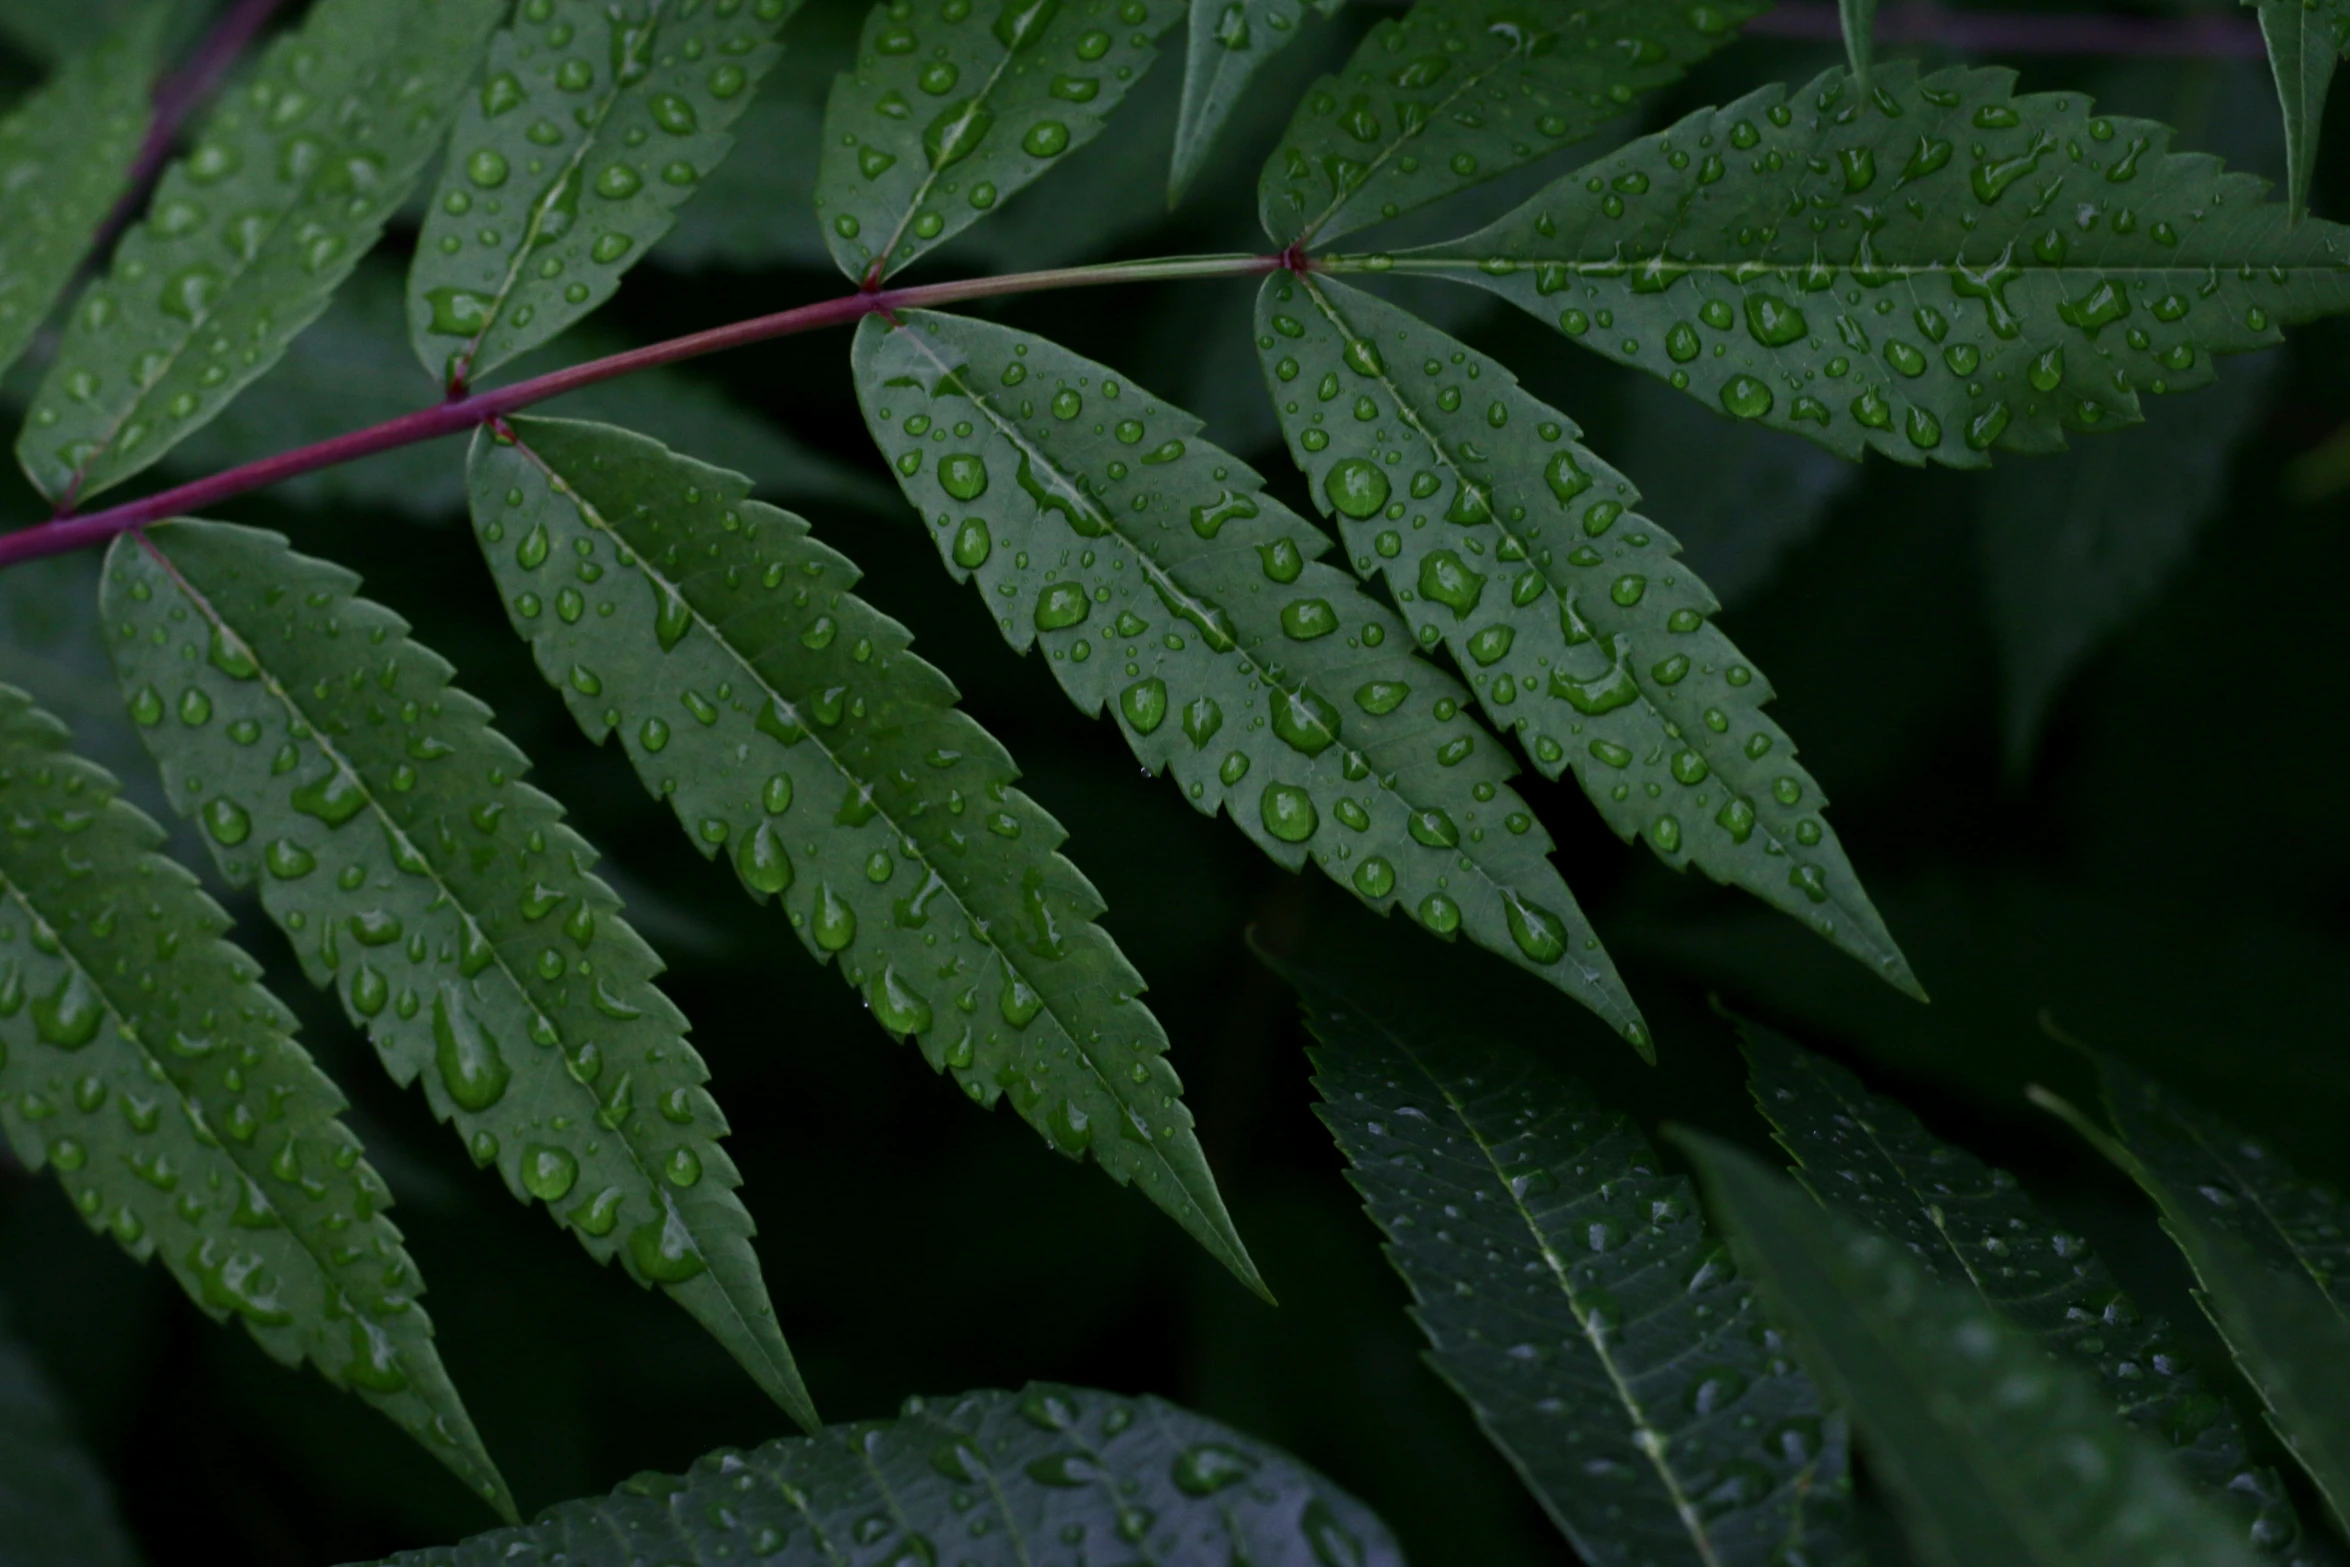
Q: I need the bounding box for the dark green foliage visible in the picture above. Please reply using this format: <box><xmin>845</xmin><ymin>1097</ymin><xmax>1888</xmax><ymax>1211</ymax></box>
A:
<box><xmin>353</xmin><ymin>1383</ymin><xmax>1403</xmax><ymax>1567</ymax></box>
<box><xmin>0</xmin><ymin>683</ymin><xmax>508</xmax><ymax>1516</ymax></box>
<box><xmin>100</xmin><ymin>523</ymin><xmax>811</xmax><ymax>1431</ymax></box>
<box><xmin>857</xmin><ymin>308</ymin><xmax>1648</xmax><ymax>1049</ymax></box>
<box><xmin>1405</xmin><ymin>62</ymin><xmax>2350</xmax><ymax>466</ymax></box>
<box><xmin>1285</xmin><ymin>952</ymin><xmax>1859</xmax><ymax>1566</ymax></box>
<box><xmin>19</xmin><ymin>0</ymin><xmax>505</xmax><ymax>502</ymax></box>
<box><xmin>465</xmin><ymin>415</ymin><xmax>1258</xmax><ymax>1291</ymax></box>
<box><xmin>1174</xmin><ymin>0</ymin><xmax>1343</xmax><ymax>203</ymax></box>
<box><xmin>0</xmin><ymin>1310</ymin><xmax>139</xmax><ymax>1567</ymax></box>
<box><xmin>1682</xmin><ymin>1132</ymin><xmax>2266</xmax><ymax>1567</ymax></box>
<box><xmin>1743</xmin><ymin>1023</ymin><xmax>2313</xmax><ymax>1560</ymax></box>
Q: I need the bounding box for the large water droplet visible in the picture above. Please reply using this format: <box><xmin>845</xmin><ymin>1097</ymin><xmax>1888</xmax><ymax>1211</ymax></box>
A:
<box><xmin>432</xmin><ymin>986</ymin><xmax>511</xmax><ymax>1112</ymax></box>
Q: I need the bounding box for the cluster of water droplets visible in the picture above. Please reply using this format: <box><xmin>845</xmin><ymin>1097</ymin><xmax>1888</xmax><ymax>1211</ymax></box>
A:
<box><xmin>105</xmin><ymin>528</ymin><xmax>739</xmax><ymax>1298</ymax></box>
<box><xmin>817</xmin><ymin>0</ymin><xmax>1164</xmax><ymax>275</ymax></box>
<box><xmin>415</xmin><ymin>0</ymin><xmax>787</xmax><ymax>386</ymax></box>
<box><xmin>1433</xmin><ymin>61</ymin><xmax>2330</xmax><ymax>470</ymax></box>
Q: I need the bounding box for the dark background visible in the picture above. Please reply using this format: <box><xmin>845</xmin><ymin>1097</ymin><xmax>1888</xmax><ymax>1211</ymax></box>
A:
<box><xmin>2</xmin><ymin>1</ymin><xmax>2347</xmax><ymax>1562</ymax></box>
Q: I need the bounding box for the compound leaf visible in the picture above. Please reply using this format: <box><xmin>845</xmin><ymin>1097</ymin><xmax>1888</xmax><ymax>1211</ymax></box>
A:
<box><xmin>1282</xmin><ymin>950</ymin><xmax>1861</xmax><ymax>1567</ymax></box>
<box><xmin>2058</xmin><ymin>1059</ymin><xmax>2350</xmax><ymax>1538</ymax></box>
<box><xmin>1258</xmin><ymin>0</ymin><xmax>1763</xmax><ymax>249</ymax></box>
<box><xmin>1172</xmin><ymin>0</ymin><xmax>1344</xmax><ymax>206</ymax></box>
<box><xmin>407</xmin><ymin>0</ymin><xmax>796</xmax><ymax>389</ymax></box>
<box><xmin>99</xmin><ymin>522</ymin><xmax>813</xmax><ymax>1432</ymax></box>
<box><xmin>0</xmin><ymin>683</ymin><xmax>511</xmax><ymax>1520</ymax></box>
<box><xmin>816</xmin><ymin>0</ymin><xmax>1178</xmax><ymax>282</ymax></box>
<box><xmin>465</xmin><ymin>415</ymin><xmax>1261</xmax><ymax>1294</ymax></box>
<box><xmin>0</xmin><ymin>8</ymin><xmax>167</xmax><ymax>384</ymax></box>
<box><xmin>855</xmin><ymin>310</ymin><xmax>1647</xmax><ymax>1054</ymax></box>
<box><xmin>2251</xmin><ymin>0</ymin><xmax>2350</xmax><ymax>218</ymax></box>
<box><xmin>350</xmin><ymin>1382</ymin><xmax>1404</xmax><ymax>1567</ymax></box>
<box><xmin>17</xmin><ymin>0</ymin><xmax>506</xmax><ymax>505</ymax></box>
<box><xmin>1742</xmin><ymin>1022</ymin><xmax>2314</xmax><ymax>1562</ymax></box>
<box><xmin>1680</xmin><ymin>1131</ymin><xmax>2266</xmax><ymax>1567</ymax></box>
<box><xmin>1398</xmin><ymin>61</ymin><xmax>2350</xmax><ymax>467</ymax></box>
<box><xmin>1260</xmin><ymin>273</ymin><xmax>1915</xmax><ymax>997</ymax></box>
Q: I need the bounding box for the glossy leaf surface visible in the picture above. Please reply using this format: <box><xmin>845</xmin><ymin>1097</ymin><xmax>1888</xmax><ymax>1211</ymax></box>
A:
<box><xmin>1173</xmin><ymin>0</ymin><xmax>1343</xmax><ymax>204</ymax></box>
<box><xmin>1283</xmin><ymin>952</ymin><xmax>1859</xmax><ymax>1566</ymax></box>
<box><xmin>855</xmin><ymin>309</ymin><xmax>1646</xmax><ymax>1051</ymax></box>
<box><xmin>466</xmin><ymin>416</ymin><xmax>1260</xmax><ymax>1292</ymax></box>
<box><xmin>2083</xmin><ymin>1060</ymin><xmax>2350</xmax><ymax>1537</ymax></box>
<box><xmin>1400</xmin><ymin>62</ymin><xmax>2350</xmax><ymax>467</ymax></box>
<box><xmin>408</xmin><ymin>0</ymin><xmax>795</xmax><ymax>388</ymax></box>
<box><xmin>1682</xmin><ymin>1131</ymin><xmax>2266</xmax><ymax>1567</ymax></box>
<box><xmin>1743</xmin><ymin>1023</ymin><xmax>2313</xmax><ymax>1561</ymax></box>
<box><xmin>0</xmin><ymin>683</ymin><xmax>510</xmax><ymax>1518</ymax></box>
<box><xmin>1260</xmin><ymin>273</ymin><xmax>1915</xmax><ymax>996</ymax></box>
<box><xmin>18</xmin><ymin>0</ymin><xmax>505</xmax><ymax>504</ymax></box>
<box><xmin>100</xmin><ymin>522</ymin><xmax>812</xmax><ymax>1432</ymax></box>
<box><xmin>0</xmin><ymin>9</ymin><xmax>166</xmax><ymax>383</ymax></box>
<box><xmin>354</xmin><ymin>1382</ymin><xmax>1404</xmax><ymax>1567</ymax></box>
<box><xmin>817</xmin><ymin>0</ymin><xmax>1177</xmax><ymax>281</ymax></box>
<box><xmin>1259</xmin><ymin>0</ymin><xmax>1764</xmax><ymax>247</ymax></box>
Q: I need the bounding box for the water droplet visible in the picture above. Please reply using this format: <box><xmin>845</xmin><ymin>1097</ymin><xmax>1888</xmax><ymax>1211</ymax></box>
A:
<box><xmin>939</xmin><ymin>452</ymin><xmax>989</xmax><ymax>499</ymax></box>
<box><xmin>432</xmin><ymin>986</ymin><xmax>511</xmax><ymax>1112</ymax></box>
<box><xmin>202</xmin><ymin>796</ymin><xmax>251</xmax><ymax>846</ymax></box>
<box><xmin>1324</xmin><ymin>458</ymin><xmax>1390</xmax><ymax>518</ymax></box>
<box><xmin>1260</xmin><ymin>783</ymin><xmax>1318</xmax><ymax>842</ymax></box>
<box><xmin>522</xmin><ymin>1145</ymin><xmax>578</xmax><ymax>1201</ymax></box>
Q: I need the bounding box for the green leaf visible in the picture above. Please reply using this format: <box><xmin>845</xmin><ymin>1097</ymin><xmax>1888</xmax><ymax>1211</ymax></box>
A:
<box><xmin>0</xmin><ymin>9</ymin><xmax>168</xmax><ymax>384</ymax></box>
<box><xmin>159</xmin><ymin>260</ymin><xmax>892</xmax><ymax>521</ymax></box>
<box><xmin>465</xmin><ymin>415</ymin><xmax>1262</xmax><ymax>1294</ymax></box>
<box><xmin>0</xmin><ymin>1310</ymin><xmax>142</xmax><ymax>1567</ymax></box>
<box><xmin>2252</xmin><ymin>0</ymin><xmax>2350</xmax><ymax>218</ymax></box>
<box><xmin>1260</xmin><ymin>273</ymin><xmax>1916</xmax><ymax>997</ymax></box>
<box><xmin>98</xmin><ymin>522</ymin><xmax>814</xmax><ymax>1433</ymax></box>
<box><xmin>350</xmin><ymin>1381</ymin><xmax>1404</xmax><ymax>1567</ymax></box>
<box><xmin>407</xmin><ymin>0</ymin><xmax>796</xmax><ymax>389</ymax></box>
<box><xmin>816</xmin><ymin>0</ymin><xmax>1178</xmax><ymax>282</ymax></box>
<box><xmin>2052</xmin><ymin>1058</ymin><xmax>2350</xmax><ymax>1538</ymax></box>
<box><xmin>16</xmin><ymin>0</ymin><xmax>506</xmax><ymax>505</ymax></box>
<box><xmin>1280</xmin><ymin>950</ymin><xmax>1862</xmax><ymax>1566</ymax></box>
<box><xmin>1741</xmin><ymin>1022</ymin><xmax>2315</xmax><ymax>1562</ymax></box>
<box><xmin>1396</xmin><ymin>61</ymin><xmax>2350</xmax><ymax>468</ymax></box>
<box><xmin>1258</xmin><ymin>0</ymin><xmax>1764</xmax><ymax>249</ymax></box>
<box><xmin>0</xmin><ymin>683</ymin><xmax>512</xmax><ymax>1520</ymax></box>
<box><xmin>1678</xmin><ymin>1130</ymin><xmax>2267</xmax><ymax>1567</ymax></box>
<box><xmin>1172</xmin><ymin>0</ymin><xmax>1344</xmax><ymax>206</ymax></box>
<box><xmin>855</xmin><ymin>309</ymin><xmax>1648</xmax><ymax>1053</ymax></box>
<box><xmin>1979</xmin><ymin>348</ymin><xmax>2276</xmax><ymax>769</ymax></box>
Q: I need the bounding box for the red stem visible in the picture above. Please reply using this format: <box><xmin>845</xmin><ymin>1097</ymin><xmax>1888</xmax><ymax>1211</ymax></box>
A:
<box><xmin>91</xmin><ymin>0</ymin><xmax>292</xmax><ymax>264</ymax></box>
<box><xmin>1749</xmin><ymin>0</ymin><xmax>2264</xmax><ymax>57</ymax></box>
<box><xmin>0</xmin><ymin>255</ymin><xmax>1281</xmax><ymax>572</ymax></box>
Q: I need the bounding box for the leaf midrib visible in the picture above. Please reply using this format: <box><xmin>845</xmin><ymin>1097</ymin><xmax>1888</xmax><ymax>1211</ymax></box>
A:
<box><xmin>1291</xmin><ymin>28</ymin><xmax>1520</xmax><ymax>247</ymax></box>
<box><xmin>502</xmin><ymin>427</ymin><xmax>1225</xmax><ymax>1244</ymax></box>
<box><xmin>870</xmin><ymin>11</ymin><xmax>1032</xmax><ymax>274</ymax></box>
<box><xmin>457</xmin><ymin>0</ymin><xmax>670</xmax><ymax>381</ymax></box>
<box><xmin>893</xmin><ymin>320</ymin><xmax>1631</xmax><ymax>1027</ymax></box>
<box><xmin>144</xmin><ymin>532</ymin><xmax>689</xmax><ymax>1262</ymax></box>
<box><xmin>1353</xmin><ymin>1012</ymin><xmax>1730</xmax><ymax>1567</ymax></box>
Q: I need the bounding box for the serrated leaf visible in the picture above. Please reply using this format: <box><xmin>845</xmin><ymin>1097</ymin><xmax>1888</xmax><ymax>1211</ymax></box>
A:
<box><xmin>0</xmin><ymin>1309</ymin><xmax>140</xmax><ymax>1567</ymax></box>
<box><xmin>1172</xmin><ymin>0</ymin><xmax>1344</xmax><ymax>206</ymax></box>
<box><xmin>1980</xmin><ymin>348</ymin><xmax>2276</xmax><ymax>768</ymax></box>
<box><xmin>1279</xmin><ymin>951</ymin><xmax>1861</xmax><ymax>1567</ymax></box>
<box><xmin>1741</xmin><ymin>1023</ymin><xmax>2316</xmax><ymax>1562</ymax></box>
<box><xmin>350</xmin><ymin>1381</ymin><xmax>1403</xmax><ymax>1567</ymax></box>
<box><xmin>407</xmin><ymin>0</ymin><xmax>795</xmax><ymax>389</ymax></box>
<box><xmin>464</xmin><ymin>415</ymin><xmax>1261</xmax><ymax>1293</ymax></box>
<box><xmin>1258</xmin><ymin>0</ymin><xmax>1764</xmax><ymax>249</ymax></box>
<box><xmin>854</xmin><ymin>309</ymin><xmax>1648</xmax><ymax>1052</ymax></box>
<box><xmin>97</xmin><ymin>522</ymin><xmax>813</xmax><ymax>1432</ymax></box>
<box><xmin>1679</xmin><ymin>1130</ymin><xmax>2267</xmax><ymax>1567</ymax></box>
<box><xmin>2252</xmin><ymin>0</ymin><xmax>2350</xmax><ymax>218</ymax></box>
<box><xmin>816</xmin><ymin>0</ymin><xmax>1177</xmax><ymax>282</ymax></box>
<box><xmin>159</xmin><ymin>260</ymin><xmax>892</xmax><ymax>521</ymax></box>
<box><xmin>16</xmin><ymin>0</ymin><xmax>506</xmax><ymax>505</ymax></box>
<box><xmin>2061</xmin><ymin>1059</ymin><xmax>2350</xmax><ymax>1538</ymax></box>
<box><xmin>0</xmin><ymin>683</ymin><xmax>512</xmax><ymax>1520</ymax></box>
<box><xmin>0</xmin><ymin>9</ymin><xmax>167</xmax><ymax>384</ymax></box>
<box><xmin>1397</xmin><ymin>61</ymin><xmax>2350</xmax><ymax>468</ymax></box>
<box><xmin>1260</xmin><ymin>273</ymin><xmax>1916</xmax><ymax>997</ymax></box>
